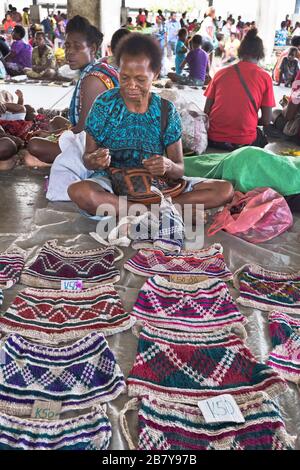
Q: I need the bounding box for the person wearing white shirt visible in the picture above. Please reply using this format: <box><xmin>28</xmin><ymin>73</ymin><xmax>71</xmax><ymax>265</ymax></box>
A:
<box><xmin>166</xmin><ymin>12</ymin><xmax>181</xmax><ymax>57</ymax></box>
<box><xmin>200</xmin><ymin>6</ymin><xmax>216</xmax><ymax>55</ymax></box>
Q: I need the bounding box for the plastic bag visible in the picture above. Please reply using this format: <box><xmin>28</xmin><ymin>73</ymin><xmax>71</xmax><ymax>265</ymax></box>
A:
<box><xmin>159</xmin><ymin>92</ymin><xmax>209</xmax><ymax>155</ymax></box>
<box><xmin>207</xmin><ymin>187</ymin><xmax>293</xmax><ymax>244</ymax></box>
<box><xmin>180</xmin><ymin>102</ymin><xmax>209</xmax><ymax>155</ymax></box>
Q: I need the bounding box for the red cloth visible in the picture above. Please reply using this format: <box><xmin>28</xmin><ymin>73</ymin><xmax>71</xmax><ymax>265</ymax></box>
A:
<box><xmin>0</xmin><ymin>120</ymin><xmax>33</xmax><ymax>141</ymax></box>
<box><xmin>205</xmin><ymin>62</ymin><xmax>275</xmax><ymax>145</ymax></box>
<box><xmin>136</xmin><ymin>14</ymin><xmax>146</xmax><ymax>25</ymax></box>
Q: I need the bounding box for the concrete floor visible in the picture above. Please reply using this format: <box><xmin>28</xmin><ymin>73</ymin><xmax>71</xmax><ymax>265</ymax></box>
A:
<box><xmin>0</xmin><ymin>80</ymin><xmax>288</xmax><ymax>239</ymax></box>
<box><xmin>0</xmin><ymin>167</ymin><xmax>49</xmax><ymax>235</ymax></box>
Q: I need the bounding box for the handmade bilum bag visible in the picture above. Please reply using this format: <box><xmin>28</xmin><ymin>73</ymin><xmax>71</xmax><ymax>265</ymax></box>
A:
<box><xmin>108</xmin><ymin>98</ymin><xmax>186</xmax><ymax>205</ymax></box>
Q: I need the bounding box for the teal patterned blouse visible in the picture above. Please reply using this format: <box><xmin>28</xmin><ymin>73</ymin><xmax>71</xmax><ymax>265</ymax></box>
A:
<box><xmin>85</xmin><ymin>88</ymin><xmax>182</xmax><ymax>177</ymax></box>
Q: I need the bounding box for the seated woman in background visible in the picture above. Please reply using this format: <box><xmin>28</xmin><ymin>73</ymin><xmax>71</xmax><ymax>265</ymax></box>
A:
<box><xmin>100</xmin><ymin>28</ymin><xmax>130</xmax><ymax>67</ymax></box>
<box><xmin>168</xmin><ymin>35</ymin><xmax>208</xmax><ymax>87</ymax></box>
<box><xmin>25</xmin><ymin>31</ymin><xmax>56</xmax><ymax>79</ymax></box>
<box><xmin>27</xmin><ymin>15</ymin><xmax>119</xmax><ymax>165</ymax></box>
<box><xmin>204</xmin><ymin>28</ymin><xmax>275</xmax><ymax>150</ymax></box>
<box><xmin>68</xmin><ymin>34</ymin><xmax>233</xmax><ymax>217</ymax></box>
<box><xmin>4</xmin><ymin>25</ymin><xmax>32</xmax><ymax>76</ymax></box>
<box><xmin>273</xmin><ymin>35</ymin><xmax>300</xmax><ymax>83</ymax></box>
<box><xmin>223</xmin><ymin>32</ymin><xmax>240</xmax><ymax>63</ymax></box>
<box><xmin>276</xmin><ymin>46</ymin><xmax>299</xmax><ymax>87</ymax></box>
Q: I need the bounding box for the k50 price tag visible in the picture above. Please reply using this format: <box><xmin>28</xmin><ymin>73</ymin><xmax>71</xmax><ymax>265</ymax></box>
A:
<box><xmin>198</xmin><ymin>394</ymin><xmax>245</xmax><ymax>424</ymax></box>
<box><xmin>31</xmin><ymin>400</ymin><xmax>62</xmax><ymax>420</ymax></box>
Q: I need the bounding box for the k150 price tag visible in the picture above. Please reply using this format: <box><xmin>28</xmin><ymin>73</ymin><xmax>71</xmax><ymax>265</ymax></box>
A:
<box><xmin>61</xmin><ymin>280</ymin><xmax>83</xmax><ymax>291</ymax></box>
<box><xmin>198</xmin><ymin>394</ymin><xmax>245</xmax><ymax>424</ymax></box>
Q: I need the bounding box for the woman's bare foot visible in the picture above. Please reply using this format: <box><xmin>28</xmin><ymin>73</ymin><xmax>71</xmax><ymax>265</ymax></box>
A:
<box><xmin>0</xmin><ymin>155</ymin><xmax>18</xmax><ymax>171</ymax></box>
<box><xmin>22</xmin><ymin>150</ymin><xmax>51</xmax><ymax>168</ymax></box>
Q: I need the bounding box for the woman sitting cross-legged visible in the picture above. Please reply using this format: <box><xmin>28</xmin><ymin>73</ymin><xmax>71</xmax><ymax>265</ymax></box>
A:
<box><xmin>27</xmin><ymin>15</ymin><xmax>119</xmax><ymax>165</ymax></box>
<box><xmin>68</xmin><ymin>34</ymin><xmax>234</xmax><ymax>217</ymax></box>
<box><xmin>204</xmin><ymin>28</ymin><xmax>275</xmax><ymax>150</ymax></box>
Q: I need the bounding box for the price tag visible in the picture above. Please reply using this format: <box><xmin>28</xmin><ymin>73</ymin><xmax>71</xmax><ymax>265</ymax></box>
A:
<box><xmin>170</xmin><ymin>275</ymin><xmax>209</xmax><ymax>284</ymax></box>
<box><xmin>31</xmin><ymin>401</ymin><xmax>62</xmax><ymax>420</ymax></box>
<box><xmin>198</xmin><ymin>395</ymin><xmax>245</xmax><ymax>424</ymax></box>
<box><xmin>61</xmin><ymin>280</ymin><xmax>83</xmax><ymax>291</ymax></box>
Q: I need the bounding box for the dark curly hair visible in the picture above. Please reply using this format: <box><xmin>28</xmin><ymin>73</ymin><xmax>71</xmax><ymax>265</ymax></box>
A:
<box><xmin>238</xmin><ymin>28</ymin><xmax>265</xmax><ymax>61</ymax></box>
<box><xmin>115</xmin><ymin>33</ymin><xmax>162</xmax><ymax>73</ymax></box>
<box><xmin>66</xmin><ymin>15</ymin><xmax>103</xmax><ymax>49</ymax></box>
<box><xmin>110</xmin><ymin>28</ymin><xmax>131</xmax><ymax>54</ymax></box>
<box><xmin>13</xmin><ymin>25</ymin><xmax>26</xmax><ymax>39</ymax></box>
<box><xmin>291</xmin><ymin>35</ymin><xmax>300</xmax><ymax>47</ymax></box>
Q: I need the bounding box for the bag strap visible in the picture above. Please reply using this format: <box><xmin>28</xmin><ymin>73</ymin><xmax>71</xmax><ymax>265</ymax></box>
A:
<box><xmin>234</xmin><ymin>64</ymin><xmax>258</xmax><ymax>113</ymax></box>
<box><xmin>119</xmin><ymin>398</ymin><xmax>139</xmax><ymax>450</ymax></box>
<box><xmin>160</xmin><ymin>97</ymin><xmax>169</xmax><ymax>136</ymax></box>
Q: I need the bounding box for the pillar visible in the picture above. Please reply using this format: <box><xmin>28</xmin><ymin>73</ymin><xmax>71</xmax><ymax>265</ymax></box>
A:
<box><xmin>67</xmin><ymin>0</ymin><xmax>100</xmax><ymax>27</ymax></box>
<box><xmin>256</xmin><ymin>0</ymin><xmax>280</xmax><ymax>61</ymax></box>
<box><xmin>67</xmin><ymin>0</ymin><xmax>122</xmax><ymax>52</ymax></box>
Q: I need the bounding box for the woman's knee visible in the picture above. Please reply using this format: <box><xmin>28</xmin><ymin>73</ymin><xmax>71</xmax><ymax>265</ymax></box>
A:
<box><xmin>27</xmin><ymin>138</ymin><xmax>42</xmax><ymax>158</ymax></box>
<box><xmin>68</xmin><ymin>181</ymin><xmax>96</xmax><ymax>204</ymax></box>
<box><xmin>0</xmin><ymin>137</ymin><xmax>17</xmax><ymax>161</ymax></box>
<box><xmin>28</xmin><ymin>137</ymin><xmax>60</xmax><ymax>163</ymax></box>
<box><xmin>67</xmin><ymin>181</ymin><xmax>83</xmax><ymax>203</ymax></box>
<box><xmin>218</xmin><ymin>180</ymin><xmax>234</xmax><ymax>204</ymax></box>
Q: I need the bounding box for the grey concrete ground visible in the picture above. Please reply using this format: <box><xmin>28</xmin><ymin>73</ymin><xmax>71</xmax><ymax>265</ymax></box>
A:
<box><xmin>0</xmin><ymin>80</ymin><xmax>290</xmax><ymax>238</ymax></box>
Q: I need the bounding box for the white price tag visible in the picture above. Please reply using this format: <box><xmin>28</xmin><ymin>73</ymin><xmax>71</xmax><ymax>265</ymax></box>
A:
<box><xmin>61</xmin><ymin>280</ymin><xmax>83</xmax><ymax>291</ymax></box>
<box><xmin>198</xmin><ymin>395</ymin><xmax>245</xmax><ymax>424</ymax></box>
<box><xmin>31</xmin><ymin>400</ymin><xmax>62</xmax><ymax>420</ymax></box>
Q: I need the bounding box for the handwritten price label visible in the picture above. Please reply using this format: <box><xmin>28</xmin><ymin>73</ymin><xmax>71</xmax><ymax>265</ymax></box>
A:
<box><xmin>198</xmin><ymin>395</ymin><xmax>245</xmax><ymax>424</ymax></box>
<box><xmin>61</xmin><ymin>280</ymin><xmax>83</xmax><ymax>291</ymax></box>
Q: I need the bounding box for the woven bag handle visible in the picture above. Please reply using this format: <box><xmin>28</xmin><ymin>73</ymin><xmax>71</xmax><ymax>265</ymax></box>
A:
<box><xmin>119</xmin><ymin>398</ymin><xmax>139</xmax><ymax>450</ymax></box>
<box><xmin>232</xmin><ymin>264</ymin><xmax>252</xmax><ymax>289</ymax></box>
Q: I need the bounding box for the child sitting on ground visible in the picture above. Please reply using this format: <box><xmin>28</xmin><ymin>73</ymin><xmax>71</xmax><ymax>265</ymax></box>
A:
<box><xmin>277</xmin><ymin>47</ymin><xmax>299</xmax><ymax>87</ymax></box>
<box><xmin>168</xmin><ymin>34</ymin><xmax>209</xmax><ymax>87</ymax></box>
<box><xmin>175</xmin><ymin>28</ymin><xmax>188</xmax><ymax>75</ymax></box>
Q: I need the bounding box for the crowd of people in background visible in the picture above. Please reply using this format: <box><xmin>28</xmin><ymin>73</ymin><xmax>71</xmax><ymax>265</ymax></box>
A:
<box><xmin>0</xmin><ymin>3</ymin><xmax>300</xmax><ymax>209</ymax></box>
<box><xmin>0</xmin><ymin>5</ymin><xmax>69</xmax><ymax>79</ymax></box>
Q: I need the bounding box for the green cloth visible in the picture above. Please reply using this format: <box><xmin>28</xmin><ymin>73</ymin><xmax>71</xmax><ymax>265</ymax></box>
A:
<box><xmin>184</xmin><ymin>147</ymin><xmax>300</xmax><ymax>196</ymax></box>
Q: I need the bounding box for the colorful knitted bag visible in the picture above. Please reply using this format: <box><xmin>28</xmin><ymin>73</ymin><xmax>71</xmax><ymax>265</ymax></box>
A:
<box><xmin>120</xmin><ymin>394</ymin><xmax>295</xmax><ymax>450</ymax></box>
<box><xmin>20</xmin><ymin>240</ymin><xmax>123</xmax><ymax>288</ymax></box>
<box><xmin>131</xmin><ymin>275</ymin><xmax>247</xmax><ymax>334</ymax></box>
<box><xmin>267</xmin><ymin>311</ymin><xmax>300</xmax><ymax>384</ymax></box>
<box><xmin>233</xmin><ymin>264</ymin><xmax>300</xmax><ymax>314</ymax></box>
<box><xmin>0</xmin><ymin>405</ymin><xmax>111</xmax><ymax>450</ymax></box>
<box><xmin>127</xmin><ymin>325</ymin><xmax>287</xmax><ymax>403</ymax></box>
<box><xmin>0</xmin><ymin>285</ymin><xmax>133</xmax><ymax>344</ymax></box>
<box><xmin>0</xmin><ymin>332</ymin><xmax>125</xmax><ymax>415</ymax></box>
<box><xmin>0</xmin><ymin>250</ymin><xmax>25</xmax><ymax>289</ymax></box>
<box><xmin>124</xmin><ymin>244</ymin><xmax>233</xmax><ymax>280</ymax></box>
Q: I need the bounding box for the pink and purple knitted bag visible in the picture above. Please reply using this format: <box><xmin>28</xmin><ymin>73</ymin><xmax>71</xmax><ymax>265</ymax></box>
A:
<box><xmin>233</xmin><ymin>264</ymin><xmax>300</xmax><ymax>314</ymax></box>
<box><xmin>124</xmin><ymin>244</ymin><xmax>233</xmax><ymax>280</ymax></box>
<box><xmin>131</xmin><ymin>275</ymin><xmax>247</xmax><ymax>334</ymax></box>
<box><xmin>20</xmin><ymin>240</ymin><xmax>123</xmax><ymax>289</ymax></box>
